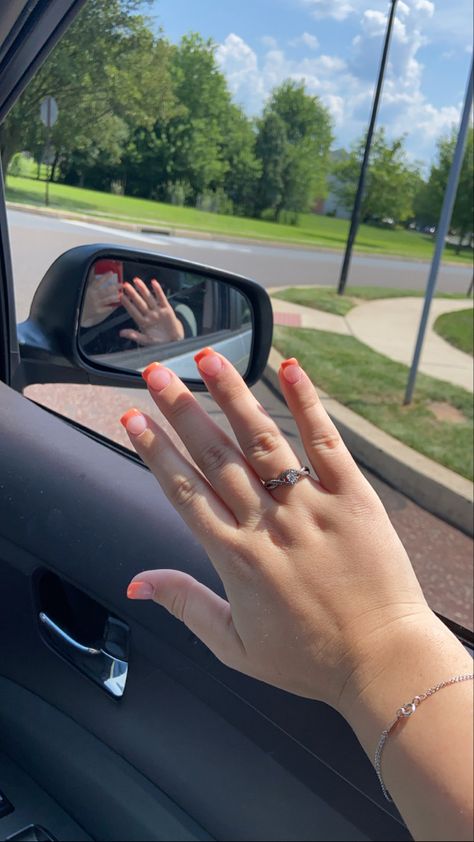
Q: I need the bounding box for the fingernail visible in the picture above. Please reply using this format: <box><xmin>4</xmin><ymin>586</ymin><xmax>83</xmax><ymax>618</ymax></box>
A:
<box><xmin>120</xmin><ymin>409</ymin><xmax>148</xmax><ymax>436</ymax></box>
<box><xmin>127</xmin><ymin>581</ymin><xmax>154</xmax><ymax>600</ymax></box>
<box><xmin>194</xmin><ymin>347</ymin><xmax>223</xmax><ymax>376</ymax></box>
<box><xmin>281</xmin><ymin>358</ymin><xmax>302</xmax><ymax>384</ymax></box>
<box><xmin>142</xmin><ymin>362</ymin><xmax>172</xmax><ymax>392</ymax></box>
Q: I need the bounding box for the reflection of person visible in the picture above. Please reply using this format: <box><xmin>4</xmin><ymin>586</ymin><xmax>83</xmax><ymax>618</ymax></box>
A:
<box><xmin>81</xmin><ymin>259</ymin><xmax>123</xmax><ymax>328</ymax></box>
<box><xmin>120</xmin><ymin>351</ymin><xmax>474</xmax><ymax>842</ymax></box>
<box><xmin>80</xmin><ymin>263</ymin><xmax>196</xmax><ymax>355</ymax></box>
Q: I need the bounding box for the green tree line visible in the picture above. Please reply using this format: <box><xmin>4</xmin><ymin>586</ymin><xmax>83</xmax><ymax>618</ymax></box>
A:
<box><xmin>1</xmin><ymin>0</ymin><xmax>472</xmax><ymax>238</ymax></box>
<box><xmin>0</xmin><ymin>0</ymin><xmax>333</xmax><ymax>221</ymax></box>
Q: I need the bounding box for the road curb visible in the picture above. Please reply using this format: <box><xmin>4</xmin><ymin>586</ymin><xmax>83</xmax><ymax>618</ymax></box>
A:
<box><xmin>264</xmin><ymin>348</ymin><xmax>473</xmax><ymax>536</ymax></box>
<box><xmin>6</xmin><ymin>201</ymin><xmax>469</xmax><ymax>266</ymax></box>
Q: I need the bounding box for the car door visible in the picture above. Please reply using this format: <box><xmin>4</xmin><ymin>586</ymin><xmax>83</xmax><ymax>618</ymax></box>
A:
<box><xmin>0</xmin><ymin>3</ymin><xmax>430</xmax><ymax>840</ymax></box>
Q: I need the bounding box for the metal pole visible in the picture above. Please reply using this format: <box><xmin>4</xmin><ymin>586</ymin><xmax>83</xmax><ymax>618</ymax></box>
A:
<box><xmin>337</xmin><ymin>0</ymin><xmax>398</xmax><ymax>295</ymax></box>
<box><xmin>45</xmin><ymin>97</ymin><xmax>51</xmax><ymax>207</ymax></box>
<box><xmin>404</xmin><ymin>58</ymin><xmax>473</xmax><ymax>405</ymax></box>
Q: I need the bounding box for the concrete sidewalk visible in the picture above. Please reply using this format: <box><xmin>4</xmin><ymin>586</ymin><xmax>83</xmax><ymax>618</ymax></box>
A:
<box><xmin>271</xmin><ymin>293</ymin><xmax>473</xmax><ymax>392</ymax></box>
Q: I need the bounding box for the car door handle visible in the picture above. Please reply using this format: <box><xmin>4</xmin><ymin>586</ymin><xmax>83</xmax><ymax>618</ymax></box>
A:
<box><xmin>39</xmin><ymin>612</ymin><xmax>128</xmax><ymax>698</ymax></box>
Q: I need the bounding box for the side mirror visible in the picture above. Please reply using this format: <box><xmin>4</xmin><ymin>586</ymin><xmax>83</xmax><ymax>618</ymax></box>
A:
<box><xmin>15</xmin><ymin>245</ymin><xmax>273</xmax><ymax>391</ymax></box>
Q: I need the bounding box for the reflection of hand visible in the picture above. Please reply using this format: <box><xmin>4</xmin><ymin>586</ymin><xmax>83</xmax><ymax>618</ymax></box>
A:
<box><xmin>119</xmin><ymin>277</ymin><xmax>185</xmax><ymax>345</ymax></box>
<box><xmin>81</xmin><ymin>271</ymin><xmax>121</xmax><ymax>327</ymax></box>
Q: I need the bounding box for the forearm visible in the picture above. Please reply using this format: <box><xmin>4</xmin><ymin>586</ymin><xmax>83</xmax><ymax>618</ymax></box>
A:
<box><xmin>341</xmin><ymin>612</ymin><xmax>473</xmax><ymax>841</ymax></box>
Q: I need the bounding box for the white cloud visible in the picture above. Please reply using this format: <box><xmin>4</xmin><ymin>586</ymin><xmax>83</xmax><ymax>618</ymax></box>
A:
<box><xmin>290</xmin><ymin>32</ymin><xmax>320</xmax><ymax>50</ymax></box>
<box><xmin>323</xmin><ymin>94</ymin><xmax>345</xmax><ymax>124</ymax></box>
<box><xmin>310</xmin><ymin>0</ymin><xmax>471</xmax><ymax>50</ymax></box>
<box><xmin>261</xmin><ymin>35</ymin><xmax>278</xmax><ymax>49</ymax></box>
<box><xmin>302</xmin><ymin>0</ymin><xmax>355</xmax><ymax>20</ymax></box>
<box><xmin>411</xmin><ymin>0</ymin><xmax>435</xmax><ymax>15</ymax></box>
<box><xmin>215</xmin><ymin>34</ymin><xmax>266</xmax><ymax>113</ymax></box>
<box><xmin>216</xmin><ymin>0</ymin><xmax>468</xmax><ymax>164</ymax></box>
<box><xmin>397</xmin><ymin>1</ymin><xmax>411</xmax><ymax>17</ymax></box>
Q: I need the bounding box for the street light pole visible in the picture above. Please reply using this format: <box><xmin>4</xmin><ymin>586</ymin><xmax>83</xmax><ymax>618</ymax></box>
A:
<box><xmin>337</xmin><ymin>0</ymin><xmax>398</xmax><ymax>295</ymax></box>
<box><xmin>404</xmin><ymin>58</ymin><xmax>473</xmax><ymax>405</ymax></box>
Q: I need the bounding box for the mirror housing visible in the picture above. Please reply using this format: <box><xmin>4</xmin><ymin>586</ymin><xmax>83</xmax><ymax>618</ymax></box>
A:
<box><xmin>15</xmin><ymin>245</ymin><xmax>273</xmax><ymax>392</ymax></box>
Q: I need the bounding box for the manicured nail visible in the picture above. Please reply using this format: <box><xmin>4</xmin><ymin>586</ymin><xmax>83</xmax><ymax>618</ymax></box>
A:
<box><xmin>194</xmin><ymin>347</ymin><xmax>223</xmax><ymax>376</ymax></box>
<box><xmin>120</xmin><ymin>408</ymin><xmax>148</xmax><ymax>436</ymax></box>
<box><xmin>142</xmin><ymin>362</ymin><xmax>172</xmax><ymax>392</ymax></box>
<box><xmin>281</xmin><ymin>358</ymin><xmax>302</xmax><ymax>384</ymax></box>
<box><xmin>127</xmin><ymin>581</ymin><xmax>154</xmax><ymax>600</ymax></box>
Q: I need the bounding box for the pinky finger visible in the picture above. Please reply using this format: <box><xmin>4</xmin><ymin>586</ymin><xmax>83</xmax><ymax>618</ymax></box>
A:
<box><xmin>127</xmin><ymin>569</ymin><xmax>245</xmax><ymax>668</ymax></box>
<box><xmin>279</xmin><ymin>359</ymin><xmax>362</xmax><ymax>495</ymax></box>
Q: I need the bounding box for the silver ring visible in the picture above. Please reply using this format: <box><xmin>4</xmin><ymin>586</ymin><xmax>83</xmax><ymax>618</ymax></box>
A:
<box><xmin>263</xmin><ymin>466</ymin><xmax>311</xmax><ymax>490</ymax></box>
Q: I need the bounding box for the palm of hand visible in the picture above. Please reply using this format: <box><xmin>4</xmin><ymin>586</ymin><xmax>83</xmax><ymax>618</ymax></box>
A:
<box><xmin>120</xmin><ymin>277</ymin><xmax>184</xmax><ymax>345</ymax></box>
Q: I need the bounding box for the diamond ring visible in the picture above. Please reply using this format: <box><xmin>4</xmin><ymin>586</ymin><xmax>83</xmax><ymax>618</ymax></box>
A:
<box><xmin>263</xmin><ymin>466</ymin><xmax>311</xmax><ymax>490</ymax></box>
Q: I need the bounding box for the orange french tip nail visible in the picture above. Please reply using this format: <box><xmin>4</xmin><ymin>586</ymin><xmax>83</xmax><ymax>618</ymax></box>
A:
<box><xmin>281</xmin><ymin>357</ymin><xmax>299</xmax><ymax>370</ymax></box>
<box><xmin>194</xmin><ymin>347</ymin><xmax>215</xmax><ymax>364</ymax></box>
<box><xmin>142</xmin><ymin>361</ymin><xmax>162</xmax><ymax>383</ymax></box>
<box><xmin>120</xmin><ymin>408</ymin><xmax>142</xmax><ymax>428</ymax></box>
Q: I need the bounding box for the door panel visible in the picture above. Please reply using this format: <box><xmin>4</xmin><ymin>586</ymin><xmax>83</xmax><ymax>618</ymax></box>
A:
<box><xmin>0</xmin><ymin>383</ymin><xmax>410</xmax><ymax>840</ymax></box>
<box><xmin>0</xmin><ymin>679</ymin><xmax>209</xmax><ymax>842</ymax></box>
<box><xmin>0</xmin><ymin>749</ymin><xmax>91</xmax><ymax>841</ymax></box>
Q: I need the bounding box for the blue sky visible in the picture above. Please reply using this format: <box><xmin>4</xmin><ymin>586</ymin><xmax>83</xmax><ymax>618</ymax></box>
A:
<box><xmin>148</xmin><ymin>0</ymin><xmax>473</xmax><ymax>168</ymax></box>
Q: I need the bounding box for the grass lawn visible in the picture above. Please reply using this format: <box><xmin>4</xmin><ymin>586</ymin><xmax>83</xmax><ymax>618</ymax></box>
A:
<box><xmin>433</xmin><ymin>309</ymin><xmax>474</xmax><ymax>356</ymax></box>
<box><xmin>273</xmin><ymin>325</ymin><xmax>473</xmax><ymax>480</ymax></box>
<box><xmin>272</xmin><ymin>285</ymin><xmax>470</xmax><ymax>316</ymax></box>
<box><xmin>5</xmin><ymin>174</ymin><xmax>473</xmax><ymax>264</ymax></box>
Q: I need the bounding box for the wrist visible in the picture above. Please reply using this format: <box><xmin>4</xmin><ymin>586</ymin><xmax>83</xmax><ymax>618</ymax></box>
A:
<box><xmin>338</xmin><ymin>608</ymin><xmax>472</xmax><ymax>758</ymax></box>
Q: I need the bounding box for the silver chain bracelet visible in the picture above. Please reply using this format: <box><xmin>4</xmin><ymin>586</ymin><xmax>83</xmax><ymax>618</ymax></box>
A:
<box><xmin>375</xmin><ymin>673</ymin><xmax>474</xmax><ymax>802</ymax></box>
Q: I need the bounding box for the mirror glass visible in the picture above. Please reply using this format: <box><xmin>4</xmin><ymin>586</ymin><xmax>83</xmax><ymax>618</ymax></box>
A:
<box><xmin>78</xmin><ymin>258</ymin><xmax>253</xmax><ymax>379</ymax></box>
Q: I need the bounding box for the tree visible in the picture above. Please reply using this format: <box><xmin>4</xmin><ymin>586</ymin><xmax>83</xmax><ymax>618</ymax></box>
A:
<box><xmin>255</xmin><ymin>80</ymin><xmax>333</xmax><ymax>220</ymax></box>
<box><xmin>333</xmin><ymin>129</ymin><xmax>422</xmax><ymax>225</ymax></box>
<box><xmin>414</xmin><ymin>127</ymin><xmax>473</xmax><ymax>250</ymax></box>
<box><xmin>0</xmin><ymin>0</ymin><xmax>174</xmax><ymax>183</ymax></box>
<box><xmin>254</xmin><ymin>112</ymin><xmax>287</xmax><ymax>217</ymax></box>
<box><xmin>221</xmin><ymin>104</ymin><xmax>261</xmax><ymax>216</ymax></box>
<box><xmin>165</xmin><ymin>34</ymin><xmax>232</xmax><ymax>202</ymax></box>
<box><xmin>123</xmin><ymin>33</ymin><xmax>245</xmax><ymax>205</ymax></box>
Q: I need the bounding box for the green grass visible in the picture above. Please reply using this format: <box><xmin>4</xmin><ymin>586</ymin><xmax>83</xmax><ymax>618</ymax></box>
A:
<box><xmin>273</xmin><ymin>287</ymin><xmax>354</xmax><ymax>315</ymax></box>
<box><xmin>434</xmin><ymin>309</ymin><xmax>474</xmax><ymax>356</ymax></box>
<box><xmin>273</xmin><ymin>325</ymin><xmax>473</xmax><ymax>480</ymax></box>
<box><xmin>5</xmin><ymin>174</ymin><xmax>473</xmax><ymax>263</ymax></box>
<box><xmin>272</xmin><ymin>285</ymin><xmax>470</xmax><ymax>316</ymax></box>
<box><xmin>8</xmin><ymin>154</ymin><xmax>49</xmax><ymax>180</ymax></box>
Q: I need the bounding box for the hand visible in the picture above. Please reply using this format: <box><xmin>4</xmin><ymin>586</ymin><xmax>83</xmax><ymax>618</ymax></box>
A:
<box><xmin>120</xmin><ymin>351</ymin><xmax>432</xmax><ymax>713</ymax></box>
<box><xmin>119</xmin><ymin>277</ymin><xmax>185</xmax><ymax>345</ymax></box>
<box><xmin>81</xmin><ymin>270</ymin><xmax>121</xmax><ymax>327</ymax></box>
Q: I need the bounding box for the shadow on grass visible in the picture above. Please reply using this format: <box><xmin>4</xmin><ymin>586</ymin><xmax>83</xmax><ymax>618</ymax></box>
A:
<box><xmin>5</xmin><ymin>185</ymin><xmax>98</xmax><ymax>213</ymax></box>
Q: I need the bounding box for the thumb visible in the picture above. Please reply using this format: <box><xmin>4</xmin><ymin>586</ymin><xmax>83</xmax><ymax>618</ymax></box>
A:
<box><xmin>119</xmin><ymin>329</ymin><xmax>148</xmax><ymax>345</ymax></box>
<box><xmin>127</xmin><ymin>569</ymin><xmax>245</xmax><ymax>667</ymax></box>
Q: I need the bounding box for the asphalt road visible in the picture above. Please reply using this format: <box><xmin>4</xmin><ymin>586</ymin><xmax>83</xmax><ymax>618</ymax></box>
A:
<box><xmin>8</xmin><ymin>209</ymin><xmax>472</xmax><ymax>322</ymax></box>
<box><xmin>8</xmin><ymin>207</ymin><xmax>473</xmax><ymax>628</ymax></box>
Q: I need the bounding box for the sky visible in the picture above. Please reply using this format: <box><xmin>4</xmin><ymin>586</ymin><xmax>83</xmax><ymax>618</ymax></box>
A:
<box><xmin>148</xmin><ymin>0</ymin><xmax>473</xmax><ymax>168</ymax></box>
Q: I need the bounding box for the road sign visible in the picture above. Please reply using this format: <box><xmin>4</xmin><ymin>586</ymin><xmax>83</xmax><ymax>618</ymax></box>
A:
<box><xmin>40</xmin><ymin>95</ymin><xmax>58</xmax><ymax>128</ymax></box>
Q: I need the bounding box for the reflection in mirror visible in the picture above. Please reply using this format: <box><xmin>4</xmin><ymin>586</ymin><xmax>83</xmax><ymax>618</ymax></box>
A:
<box><xmin>78</xmin><ymin>258</ymin><xmax>253</xmax><ymax>379</ymax></box>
